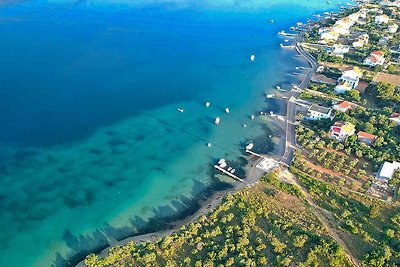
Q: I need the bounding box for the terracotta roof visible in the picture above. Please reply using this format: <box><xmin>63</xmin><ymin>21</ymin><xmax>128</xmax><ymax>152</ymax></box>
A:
<box><xmin>390</xmin><ymin>113</ymin><xmax>400</xmax><ymax>119</ymax></box>
<box><xmin>357</xmin><ymin>131</ymin><xmax>377</xmax><ymax>140</ymax></box>
<box><xmin>371</xmin><ymin>50</ymin><xmax>384</xmax><ymax>57</ymax></box>
<box><xmin>335</xmin><ymin>101</ymin><xmax>352</xmax><ymax>109</ymax></box>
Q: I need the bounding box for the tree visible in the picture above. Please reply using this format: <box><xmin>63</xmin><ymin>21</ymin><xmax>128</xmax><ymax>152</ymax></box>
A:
<box><xmin>293</xmin><ymin>235</ymin><xmax>309</xmax><ymax>248</ymax></box>
<box><xmin>346</xmin><ymin>90</ymin><xmax>361</xmax><ymax>101</ymax></box>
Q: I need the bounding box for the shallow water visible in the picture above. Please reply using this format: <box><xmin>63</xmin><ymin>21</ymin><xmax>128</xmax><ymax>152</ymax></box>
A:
<box><xmin>0</xmin><ymin>0</ymin><xmax>348</xmax><ymax>266</ymax></box>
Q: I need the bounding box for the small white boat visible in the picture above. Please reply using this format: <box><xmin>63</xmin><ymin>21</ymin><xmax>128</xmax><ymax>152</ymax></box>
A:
<box><xmin>276</xmin><ymin>86</ymin><xmax>281</xmax><ymax>90</ymax></box>
<box><xmin>269</xmin><ymin>135</ymin><xmax>272</xmax><ymax>138</ymax></box>
<box><xmin>230</xmin><ymin>169</ymin><xmax>236</xmax><ymax>174</ymax></box>
<box><xmin>242</xmin><ymin>124</ymin><xmax>247</xmax><ymax>128</ymax></box>
<box><xmin>284</xmin><ymin>39</ymin><xmax>289</xmax><ymax>43</ymax></box>
<box><xmin>296</xmin><ymin>66</ymin><xmax>300</xmax><ymax>70</ymax></box>
<box><xmin>215</xmin><ymin>117</ymin><xmax>221</xmax><ymax>125</ymax></box>
<box><xmin>270</xmin><ymin>111</ymin><xmax>274</xmax><ymax>116</ymax></box>
<box><xmin>251</xmin><ymin>115</ymin><xmax>255</xmax><ymax>120</ymax></box>
<box><xmin>250</xmin><ymin>54</ymin><xmax>255</xmax><ymax>61</ymax></box>
<box><xmin>207</xmin><ymin>143</ymin><xmax>212</xmax><ymax>147</ymax></box>
<box><xmin>225</xmin><ymin>108</ymin><xmax>230</xmax><ymax>114</ymax></box>
<box><xmin>205</xmin><ymin>102</ymin><xmax>210</xmax><ymax>107</ymax></box>
<box><xmin>219</xmin><ymin>161</ymin><xmax>227</xmax><ymax>168</ymax></box>
<box><xmin>218</xmin><ymin>158</ymin><xmax>226</xmax><ymax>165</ymax></box>
<box><xmin>270</xmin><ymin>19</ymin><xmax>274</xmax><ymax>23</ymax></box>
<box><xmin>227</xmin><ymin>167</ymin><xmax>232</xmax><ymax>172</ymax></box>
<box><xmin>246</xmin><ymin>143</ymin><xmax>254</xmax><ymax>150</ymax></box>
<box><xmin>177</xmin><ymin>108</ymin><xmax>184</xmax><ymax>113</ymax></box>
<box><xmin>266</xmin><ymin>94</ymin><xmax>274</xmax><ymax>98</ymax></box>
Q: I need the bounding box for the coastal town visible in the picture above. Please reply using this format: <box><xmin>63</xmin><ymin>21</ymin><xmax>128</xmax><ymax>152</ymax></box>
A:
<box><xmin>293</xmin><ymin>0</ymin><xmax>400</xmax><ymax>200</ymax></box>
<box><xmin>82</xmin><ymin>1</ymin><xmax>400</xmax><ymax>266</ymax></box>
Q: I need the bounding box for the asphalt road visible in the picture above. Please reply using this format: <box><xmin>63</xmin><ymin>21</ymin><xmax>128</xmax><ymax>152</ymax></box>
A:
<box><xmin>280</xmin><ymin>36</ymin><xmax>318</xmax><ymax>166</ymax></box>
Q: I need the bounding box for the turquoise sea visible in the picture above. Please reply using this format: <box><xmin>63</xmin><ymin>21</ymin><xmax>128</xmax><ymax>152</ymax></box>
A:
<box><xmin>0</xmin><ymin>0</ymin><xmax>349</xmax><ymax>266</ymax></box>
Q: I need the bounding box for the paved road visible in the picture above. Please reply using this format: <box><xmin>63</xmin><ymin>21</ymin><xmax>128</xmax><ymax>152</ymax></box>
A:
<box><xmin>280</xmin><ymin>35</ymin><xmax>318</xmax><ymax>166</ymax></box>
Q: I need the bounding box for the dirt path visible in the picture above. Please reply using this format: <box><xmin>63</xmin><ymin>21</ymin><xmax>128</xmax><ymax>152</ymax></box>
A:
<box><xmin>278</xmin><ymin>169</ymin><xmax>361</xmax><ymax>267</ymax></box>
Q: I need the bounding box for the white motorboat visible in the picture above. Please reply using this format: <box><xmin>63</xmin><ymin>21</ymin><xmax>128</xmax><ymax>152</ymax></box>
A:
<box><xmin>215</xmin><ymin>117</ymin><xmax>221</xmax><ymax>125</ymax></box>
<box><xmin>225</xmin><ymin>108</ymin><xmax>230</xmax><ymax>114</ymax></box>
<box><xmin>246</xmin><ymin>143</ymin><xmax>254</xmax><ymax>150</ymax></box>
<box><xmin>205</xmin><ymin>102</ymin><xmax>210</xmax><ymax>107</ymax></box>
<box><xmin>250</xmin><ymin>54</ymin><xmax>255</xmax><ymax>61</ymax></box>
<box><xmin>177</xmin><ymin>108</ymin><xmax>184</xmax><ymax>113</ymax></box>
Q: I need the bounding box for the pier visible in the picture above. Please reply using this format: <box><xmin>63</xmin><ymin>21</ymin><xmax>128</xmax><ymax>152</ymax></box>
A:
<box><xmin>246</xmin><ymin>149</ymin><xmax>264</xmax><ymax>158</ymax></box>
<box><xmin>214</xmin><ymin>165</ymin><xmax>244</xmax><ymax>183</ymax></box>
<box><xmin>280</xmin><ymin>44</ymin><xmax>295</xmax><ymax>49</ymax></box>
<box><xmin>278</xmin><ymin>31</ymin><xmax>297</xmax><ymax>37</ymax></box>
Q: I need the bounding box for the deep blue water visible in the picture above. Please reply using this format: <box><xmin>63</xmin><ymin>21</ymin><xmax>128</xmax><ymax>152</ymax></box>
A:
<box><xmin>0</xmin><ymin>1</ymin><xmax>348</xmax><ymax>266</ymax></box>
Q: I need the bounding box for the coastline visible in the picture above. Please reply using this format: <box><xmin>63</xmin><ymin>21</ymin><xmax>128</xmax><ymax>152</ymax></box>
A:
<box><xmin>74</xmin><ymin>25</ymin><xmax>319</xmax><ymax>267</ymax></box>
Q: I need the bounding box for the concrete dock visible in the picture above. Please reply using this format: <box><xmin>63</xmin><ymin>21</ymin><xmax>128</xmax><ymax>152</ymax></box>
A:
<box><xmin>214</xmin><ymin>165</ymin><xmax>244</xmax><ymax>183</ymax></box>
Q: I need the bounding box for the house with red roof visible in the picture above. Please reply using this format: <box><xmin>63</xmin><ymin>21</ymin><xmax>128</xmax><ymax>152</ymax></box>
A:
<box><xmin>364</xmin><ymin>51</ymin><xmax>385</xmax><ymax>67</ymax></box>
<box><xmin>357</xmin><ymin>131</ymin><xmax>377</xmax><ymax>145</ymax></box>
<box><xmin>390</xmin><ymin>113</ymin><xmax>400</xmax><ymax>126</ymax></box>
<box><xmin>330</xmin><ymin>121</ymin><xmax>356</xmax><ymax>141</ymax></box>
<box><xmin>333</xmin><ymin>101</ymin><xmax>353</xmax><ymax>113</ymax></box>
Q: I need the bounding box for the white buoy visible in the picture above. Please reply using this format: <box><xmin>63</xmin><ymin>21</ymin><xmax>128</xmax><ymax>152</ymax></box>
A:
<box><xmin>250</xmin><ymin>54</ymin><xmax>255</xmax><ymax>61</ymax></box>
<box><xmin>225</xmin><ymin>108</ymin><xmax>230</xmax><ymax>114</ymax></box>
<box><xmin>215</xmin><ymin>117</ymin><xmax>221</xmax><ymax>125</ymax></box>
<box><xmin>205</xmin><ymin>102</ymin><xmax>210</xmax><ymax>107</ymax></box>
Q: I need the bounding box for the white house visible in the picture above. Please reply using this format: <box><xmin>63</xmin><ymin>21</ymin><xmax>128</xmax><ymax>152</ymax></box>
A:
<box><xmin>352</xmin><ymin>33</ymin><xmax>369</xmax><ymax>48</ymax></box>
<box><xmin>348</xmin><ymin>13</ymin><xmax>360</xmax><ymax>22</ymax></box>
<box><xmin>357</xmin><ymin>9</ymin><xmax>368</xmax><ymax>19</ymax></box>
<box><xmin>332</xmin><ymin>44</ymin><xmax>350</xmax><ymax>57</ymax></box>
<box><xmin>376</xmin><ymin>161</ymin><xmax>400</xmax><ymax>181</ymax></box>
<box><xmin>390</xmin><ymin>113</ymin><xmax>400</xmax><ymax>126</ymax></box>
<box><xmin>306</xmin><ymin>105</ymin><xmax>334</xmax><ymax>120</ymax></box>
<box><xmin>375</xmin><ymin>14</ymin><xmax>390</xmax><ymax>24</ymax></box>
<box><xmin>364</xmin><ymin>51</ymin><xmax>385</xmax><ymax>67</ymax></box>
<box><xmin>334</xmin><ymin>81</ymin><xmax>353</xmax><ymax>94</ymax></box>
<box><xmin>338</xmin><ymin>67</ymin><xmax>363</xmax><ymax>89</ymax></box>
<box><xmin>330</xmin><ymin>121</ymin><xmax>356</xmax><ymax>141</ymax></box>
<box><xmin>332</xmin><ymin>24</ymin><xmax>351</xmax><ymax>35</ymax></box>
<box><xmin>378</xmin><ymin>36</ymin><xmax>392</xmax><ymax>46</ymax></box>
<box><xmin>388</xmin><ymin>24</ymin><xmax>398</xmax><ymax>33</ymax></box>
<box><xmin>380</xmin><ymin>0</ymin><xmax>400</xmax><ymax>8</ymax></box>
